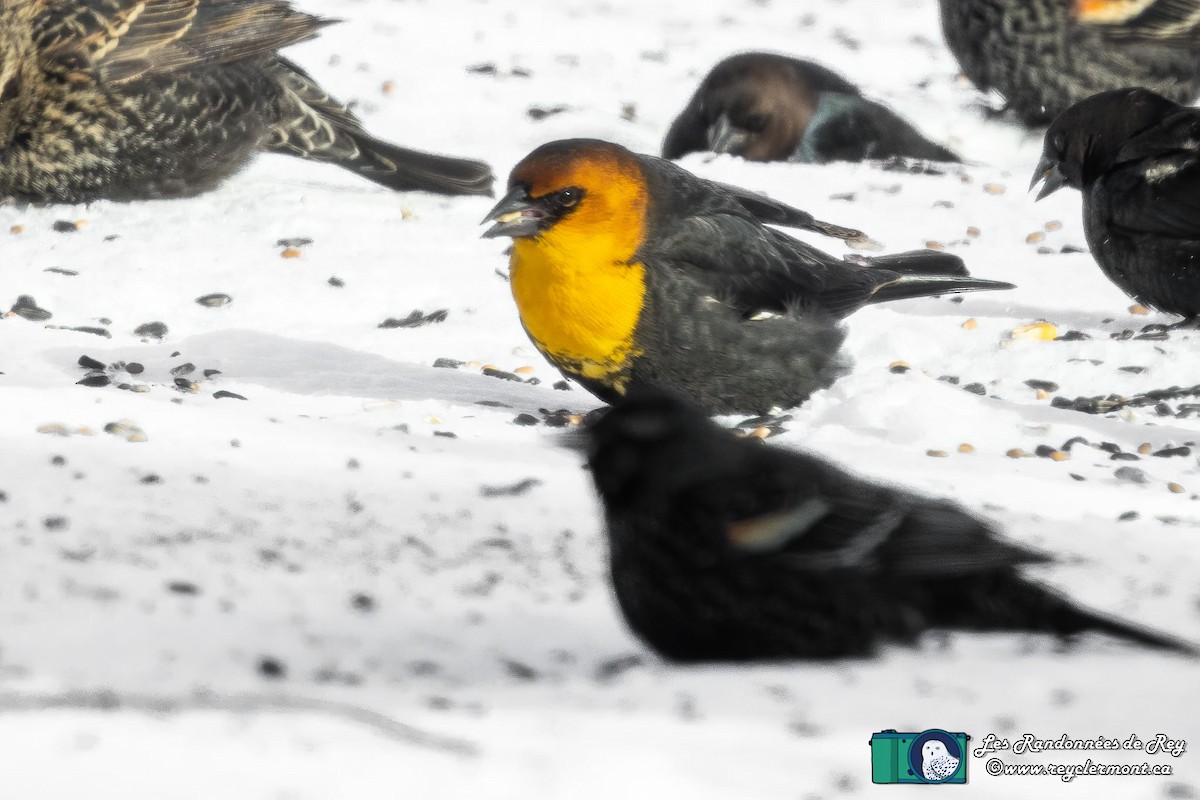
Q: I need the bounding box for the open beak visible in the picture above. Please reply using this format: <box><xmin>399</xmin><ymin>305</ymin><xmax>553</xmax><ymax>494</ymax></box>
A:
<box><xmin>1030</xmin><ymin>156</ymin><xmax>1067</xmax><ymax>201</ymax></box>
<box><xmin>707</xmin><ymin>114</ymin><xmax>749</xmax><ymax>155</ymax></box>
<box><xmin>480</xmin><ymin>185</ymin><xmax>548</xmax><ymax>239</ymax></box>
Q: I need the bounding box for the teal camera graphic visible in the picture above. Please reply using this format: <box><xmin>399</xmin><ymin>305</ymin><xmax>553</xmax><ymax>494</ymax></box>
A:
<box><xmin>870</xmin><ymin>729</ymin><xmax>970</xmax><ymax>784</ymax></box>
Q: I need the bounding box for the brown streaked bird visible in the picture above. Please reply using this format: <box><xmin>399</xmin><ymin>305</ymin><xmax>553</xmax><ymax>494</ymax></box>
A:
<box><xmin>663</xmin><ymin>52</ymin><xmax>959</xmax><ymax>164</ymax></box>
<box><xmin>584</xmin><ymin>388</ymin><xmax>1199</xmax><ymax>662</ymax></box>
<box><xmin>940</xmin><ymin>0</ymin><xmax>1200</xmax><ymax>126</ymax></box>
<box><xmin>0</xmin><ymin>0</ymin><xmax>494</xmax><ymax>203</ymax></box>
<box><xmin>480</xmin><ymin>139</ymin><xmax>1013</xmax><ymax>415</ymax></box>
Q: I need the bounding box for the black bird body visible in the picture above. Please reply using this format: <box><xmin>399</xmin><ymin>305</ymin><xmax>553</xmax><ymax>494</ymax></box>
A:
<box><xmin>0</xmin><ymin>0</ymin><xmax>494</xmax><ymax>202</ymax></box>
<box><xmin>940</xmin><ymin>0</ymin><xmax>1200</xmax><ymax>126</ymax></box>
<box><xmin>662</xmin><ymin>52</ymin><xmax>959</xmax><ymax>164</ymax></box>
<box><xmin>482</xmin><ymin>139</ymin><xmax>1012</xmax><ymax>415</ymax></box>
<box><xmin>1033</xmin><ymin>88</ymin><xmax>1200</xmax><ymax>318</ymax></box>
<box><xmin>586</xmin><ymin>390</ymin><xmax>1197</xmax><ymax>661</ymax></box>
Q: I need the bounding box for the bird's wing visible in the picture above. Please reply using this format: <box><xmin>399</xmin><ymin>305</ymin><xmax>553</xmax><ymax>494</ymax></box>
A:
<box><xmin>706</xmin><ymin>180</ymin><xmax>866</xmax><ymax>241</ymax></box>
<box><xmin>1108</xmin><ymin>112</ymin><xmax>1200</xmax><ymax>240</ymax></box>
<box><xmin>1076</xmin><ymin>0</ymin><xmax>1200</xmax><ymax>43</ymax></box>
<box><xmin>642</xmin><ymin>213</ymin><xmax>880</xmax><ymax>316</ymax></box>
<box><xmin>717</xmin><ymin>452</ymin><xmax>1048</xmax><ymax>577</ymax></box>
<box><xmin>32</xmin><ymin>0</ymin><xmax>329</xmax><ymax>84</ymax></box>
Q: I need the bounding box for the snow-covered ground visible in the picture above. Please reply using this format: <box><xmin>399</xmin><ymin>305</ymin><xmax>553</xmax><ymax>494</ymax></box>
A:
<box><xmin>2</xmin><ymin>0</ymin><xmax>1199</xmax><ymax>797</ymax></box>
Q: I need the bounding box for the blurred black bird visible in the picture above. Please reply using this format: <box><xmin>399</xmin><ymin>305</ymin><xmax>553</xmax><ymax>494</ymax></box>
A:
<box><xmin>0</xmin><ymin>0</ymin><xmax>494</xmax><ymax>203</ymax></box>
<box><xmin>481</xmin><ymin>139</ymin><xmax>1011</xmax><ymax>415</ymax></box>
<box><xmin>940</xmin><ymin>0</ymin><xmax>1200</xmax><ymax>126</ymax></box>
<box><xmin>1032</xmin><ymin>88</ymin><xmax>1200</xmax><ymax>319</ymax></box>
<box><xmin>584</xmin><ymin>389</ymin><xmax>1198</xmax><ymax>662</ymax></box>
<box><xmin>662</xmin><ymin>52</ymin><xmax>959</xmax><ymax>164</ymax></box>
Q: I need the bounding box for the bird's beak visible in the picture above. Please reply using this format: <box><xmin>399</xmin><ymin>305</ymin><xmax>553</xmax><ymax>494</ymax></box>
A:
<box><xmin>480</xmin><ymin>185</ymin><xmax>547</xmax><ymax>239</ymax></box>
<box><xmin>707</xmin><ymin>114</ymin><xmax>749</xmax><ymax>155</ymax></box>
<box><xmin>1030</xmin><ymin>156</ymin><xmax>1067</xmax><ymax>201</ymax></box>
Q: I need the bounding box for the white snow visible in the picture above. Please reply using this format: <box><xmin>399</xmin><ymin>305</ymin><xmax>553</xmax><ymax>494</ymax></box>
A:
<box><xmin>2</xmin><ymin>0</ymin><xmax>1199</xmax><ymax>797</ymax></box>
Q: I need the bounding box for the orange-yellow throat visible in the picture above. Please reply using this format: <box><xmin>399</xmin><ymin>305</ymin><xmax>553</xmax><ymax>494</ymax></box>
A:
<box><xmin>510</xmin><ymin>230</ymin><xmax>646</xmax><ymax>387</ymax></box>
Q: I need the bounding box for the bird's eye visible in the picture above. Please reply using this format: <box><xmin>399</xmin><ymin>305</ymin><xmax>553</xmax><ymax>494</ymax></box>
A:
<box><xmin>742</xmin><ymin>113</ymin><xmax>768</xmax><ymax>132</ymax></box>
<box><xmin>1052</xmin><ymin>132</ymin><xmax>1067</xmax><ymax>154</ymax></box>
<box><xmin>557</xmin><ymin>187</ymin><xmax>583</xmax><ymax>207</ymax></box>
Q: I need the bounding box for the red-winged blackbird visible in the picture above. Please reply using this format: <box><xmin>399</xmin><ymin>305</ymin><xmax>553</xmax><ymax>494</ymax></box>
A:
<box><xmin>584</xmin><ymin>388</ymin><xmax>1198</xmax><ymax>662</ymax></box>
<box><xmin>0</xmin><ymin>0</ymin><xmax>494</xmax><ymax>203</ymax></box>
<box><xmin>1032</xmin><ymin>87</ymin><xmax>1200</xmax><ymax>319</ymax></box>
<box><xmin>663</xmin><ymin>52</ymin><xmax>959</xmax><ymax>164</ymax></box>
<box><xmin>940</xmin><ymin>0</ymin><xmax>1200</xmax><ymax>126</ymax></box>
<box><xmin>480</xmin><ymin>139</ymin><xmax>1011</xmax><ymax>415</ymax></box>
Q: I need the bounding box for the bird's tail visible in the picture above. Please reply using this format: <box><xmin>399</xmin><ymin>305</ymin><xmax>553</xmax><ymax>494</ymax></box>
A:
<box><xmin>340</xmin><ymin>130</ymin><xmax>495</xmax><ymax>197</ymax></box>
<box><xmin>1047</xmin><ymin>599</ymin><xmax>1198</xmax><ymax>656</ymax></box>
<box><xmin>847</xmin><ymin>249</ymin><xmax>969</xmax><ymax>277</ymax></box>
<box><xmin>266</xmin><ymin>56</ymin><xmax>495</xmax><ymax>197</ymax></box>
<box><xmin>868</xmin><ymin>273</ymin><xmax>1015</xmax><ymax>304</ymax></box>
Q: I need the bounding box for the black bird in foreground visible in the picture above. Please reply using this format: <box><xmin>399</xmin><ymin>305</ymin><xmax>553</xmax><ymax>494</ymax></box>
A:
<box><xmin>584</xmin><ymin>389</ymin><xmax>1199</xmax><ymax>662</ymax></box>
<box><xmin>1032</xmin><ymin>88</ymin><xmax>1200</xmax><ymax>319</ymax></box>
<box><xmin>662</xmin><ymin>52</ymin><xmax>959</xmax><ymax>164</ymax></box>
<box><xmin>481</xmin><ymin>139</ymin><xmax>1010</xmax><ymax>415</ymax></box>
<box><xmin>940</xmin><ymin>0</ymin><xmax>1200</xmax><ymax>126</ymax></box>
<box><xmin>0</xmin><ymin>0</ymin><xmax>494</xmax><ymax>203</ymax></box>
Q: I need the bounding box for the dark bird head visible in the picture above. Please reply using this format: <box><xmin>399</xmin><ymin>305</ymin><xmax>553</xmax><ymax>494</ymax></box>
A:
<box><xmin>1031</xmin><ymin>87</ymin><xmax>1183</xmax><ymax>199</ymax></box>
<box><xmin>664</xmin><ymin>53</ymin><xmax>860</xmax><ymax>162</ymax></box>
<box><xmin>480</xmin><ymin>138</ymin><xmax>649</xmax><ymax>259</ymax></box>
<box><xmin>584</xmin><ymin>387</ymin><xmax>749</xmax><ymax>509</ymax></box>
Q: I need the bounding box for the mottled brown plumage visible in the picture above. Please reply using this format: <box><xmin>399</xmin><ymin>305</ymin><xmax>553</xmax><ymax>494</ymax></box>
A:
<box><xmin>0</xmin><ymin>0</ymin><xmax>494</xmax><ymax>202</ymax></box>
<box><xmin>940</xmin><ymin>0</ymin><xmax>1200</xmax><ymax>126</ymax></box>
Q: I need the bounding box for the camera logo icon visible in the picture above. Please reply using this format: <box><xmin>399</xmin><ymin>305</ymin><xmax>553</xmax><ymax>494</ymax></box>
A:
<box><xmin>870</xmin><ymin>729</ymin><xmax>970</xmax><ymax>784</ymax></box>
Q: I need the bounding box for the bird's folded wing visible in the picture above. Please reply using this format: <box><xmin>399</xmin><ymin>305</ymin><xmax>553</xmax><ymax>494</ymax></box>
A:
<box><xmin>644</xmin><ymin>213</ymin><xmax>838</xmax><ymax>314</ymax></box>
<box><xmin>1079</xmin><ymin>0</ymin><xmax>1200</xmax><ymax>42</ymax></box>
<box><xmin>708</xmin><ymin>180</ymin><xmax>866</xmax><ymax>241</ymax></box>
<box><xmin>1110</xmin><ymin>118</ymin><xmax>1200</xmax><ymax>240</ymax></box>
<box><xmin>33</xmin><ymin>0</ymin><xmax>330</xmax><ymax>84</ymax></box>
<box><xmin>724</xmin><ymin>476</ymin><xmax>1047</xmax><ymax>578</ymax></box>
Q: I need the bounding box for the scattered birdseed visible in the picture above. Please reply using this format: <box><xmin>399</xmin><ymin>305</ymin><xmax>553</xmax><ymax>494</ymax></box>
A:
<box><xmin>983</xmin><ymin>183</ymin><xmax>1006</xmax><ymax>195</ymax></box>
<box><xmin>196</xmin><ymin>293</ymin><xmax>232</xmax><ymax>308</ymax></box>
<box><xmin>480</xmin><ymin>478</ymin><xmax>542</xmax><ymax>497</ymax></box>
<box><xmin>1006</xmin><ymin>448</ymin><xmax>1025</xmax><ymax>458</ymax></box>
<box><xmin>104</xmin><ymin>421</ymin><xmax>147</xmax><ymax>442</ymax></box>
<box><xmin>134</xmin><ymin>321</ymin><xmax>168</xmax><ymax>339</ymax></box>
<box><xmin>9</xmin><ymin>225</ymin><xmax>23</xmax><ymax>234</ymax></box>
<box><xmin>1128</xmin><ymin>304</ymin><xmax>1150</xmax><ymax>315</ymax></box>
<box><xmin>281</xmin><ymin>247</ymin><xmax>302</xmax><ymax>259</ymax></box>
<box><xmin>1026</xmin><ymin>231</ymin><xmax>1045</xmax><ymax>244</ymax></box>
<box><xmin>1154</xmin><ymin>446</ymin><xmax>1190</xmax><ymax>458</ymax></box>
<box><xmin>433</xmin><ymin>358</ymin><xmax>464</xmax><ymax>369</ymax></box>
<box><xmin>513</xmin><ymin>413</ymin><xmax>539</xmax><ymax>426</ymax></box>
<box><xmin>1120</xmin><ymin>366</ymin><xmax>1147</xmax><ymax>375</ymax></box>
<box><xmin>1118</xmin><ymin>511</ymin><xmax>1140</xmax><ymax>521</ymax></box>
<box><xmin>528</xmin><ymin>105</ymin><xmax>570</xmax><ymax>121</ymax></box>
<box><xmin>961</xmin><ymin>318</ymin><xmax>978</xmax><ymax>330</ymax></box>
<box><xmin>52</xmin><ymin>220</ymin><xmax>81</xmax><ymax>233</ymax></box>
<box><xmin>44</xmin><ymin>267</ymin><xmax>78</xmax><ymax>276</ymax></box>
<box><xmin>170</xmin><ymin>363</ymin><xmax>195</xmax><ymax>377</ymax></box>
<box><xmin>1025</xmin><ymin>379</ymin><xmax>1059</xmax><ymax>392</ymax></box>
<box><xmin>327</xmin><ymin>276</ymin><xmax>344</xmax><ymax>288</ymax></box>
<box><xmin>888</xmin><ymin>361</ymin><xmax>912</xmax><ymax>374</ymax></box>
<box><xmin>77</xmin><ymin>355</ymin><xmax>105</xmax><ymax>370</ymax></box>
<box><xmin>1010</xmin><ymin>321</ymin><xmax>1058</xmax><ymax>340</ymax></box>
<box><xmin>926</xmin><ymin>449</ymin><xmax>949</xmax><ymax>458</ymax></box>
<box><xmin>276</xmin><ymin>238</ymin><xmax>313</xmax><ymax>248</ymax></box>
<box><xmin>1056</xmin><ymin>330</ymin><xmax>1091</xmax><ymax>341</ymax></box>
<box><xmin>379</xmin><ymin>309</ymin><xmax>448</xmax><ymax>328</ymax></box>
<box><xmin>483</xmin><ymin>367</ymin><xmax>523</xmax><ymax>382</ymax></box>
<box><xmin>1114</xmin><ymin>467</ymin><xmax>1148</xmax><ymax>484</ymax></box>
<box><xmin>1111</xmin><ymin>452</ymin><xmax>1141</xmax><ymax>461</ymax></box>
<box><xmin>8</xmin><ymin>295</ymin><xmax>52</xmax><ymax>321</ymax></box>
<box><xmin>966</xmin><ymin>226</ymin><xmax>981</xmax><ymax>238</ymax></box>
<box><xmin>1060</xmin><ymin>244</ymin><xmax>1086</xmax><ymax>254</ymax></box>
<box><xmin>1168</xmin><ymin>483</ymin><xmax>1186</xmax><ymax>494</ymax></box>
<box><xmin>514</xmin><ymin>366</ymin><xmax>536</xmax><ymax>375</ymax></box>
<box><xmin>257</xmin><ymin>657</ymin><xmax>286</xmax><ymax>679</ymax></box>
<box><xmin>963</xmin><ymin>383</ymin><xmax>986</xmax><ymax>395</ymax></box>
<box><xmin>958</xmin><ymin>443</ymin><xmax>975</xmax><ymax>454</ymax></box>
<box><xmin>213</xmin><ymin>391</ymin><xmax>247</xmax><ymax>401</ymax></box>
<box><xmin>1044</xmin><ymin>221</ymin><xmax>1063</xmax><ymax>232</ymax></box>
<box><xmin>553</xmin><ymin>381</ymin><xmax>571</xmax><ymax>391</ymax></box>
<box><xmin>76</xmin><ymin>375</ymin><xmax>110</xmax><ymax>388</ymax></box>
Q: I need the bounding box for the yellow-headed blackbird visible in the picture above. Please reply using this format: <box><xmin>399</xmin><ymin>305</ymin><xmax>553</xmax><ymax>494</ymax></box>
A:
<box><xmin>481</xmin><ymin>138</ymin><xmax>1012</xmax><ymax>415</ymax></box>
<box><xmin>0</xmin><ymin>0</ymin><xmax>493</xmax><ymax>203</ymax></box>
<box><xmin>1033</xmin><ymin>88</ymin><xmax>1200</xmax><ymax>320</ymax></box>
<box><xmin>941</xmin><ymin>0</ymin><xmax>1200</xmax><ymax>126</ymax></box>
<box><xmin>663</xmin><ymin>52</ymin><xmax>959</xmax><ymax>164</ymax></box>
<box><xmin>584</xmin><ymin>388</ymin><xmax>1198</xmax><ymax>661</ymax></box>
